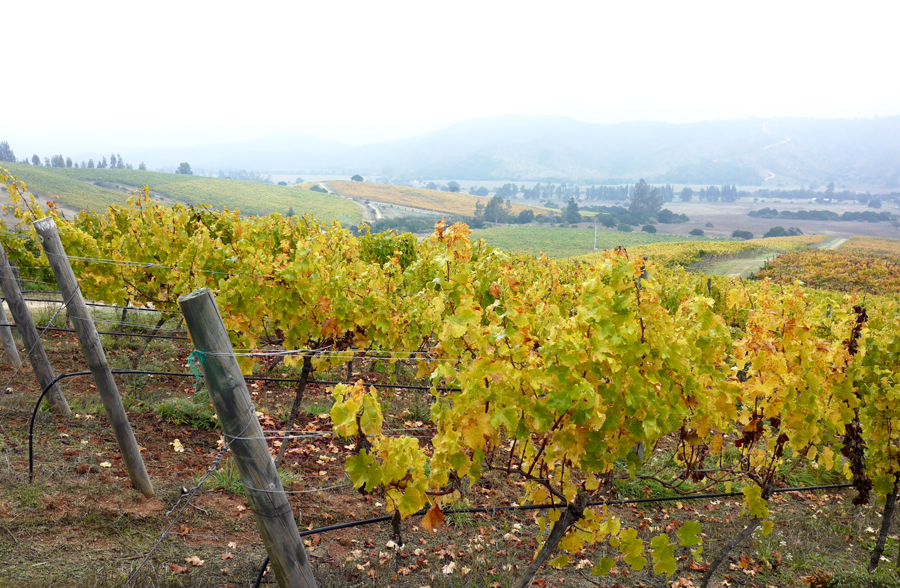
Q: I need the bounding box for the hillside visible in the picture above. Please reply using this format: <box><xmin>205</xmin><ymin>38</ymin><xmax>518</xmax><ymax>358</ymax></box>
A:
<box><xmin>0</xmin><ymin>164</ymin><xmax>361</xmax><ymax>225</ymax></box>
<box><xmin>112</xmin><ymin>115</ymin><xmax>900</xmax><ymax>189</ymax></box>
<box><xmin>326</xmin><ymin>180</ymin><xmax>549</xmax><ymax>217</ymax></box>
<box><xmin>346</xmin><ymin>115</ymin><xmax>900</xmax><ymax>188</ymax></box>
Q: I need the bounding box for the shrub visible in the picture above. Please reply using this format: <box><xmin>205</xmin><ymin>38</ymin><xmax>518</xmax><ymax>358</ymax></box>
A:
<box><xmin>617</xmin><ymin>223</ymin><xmax>633</xmax><ymax>232</ymax></box>
<box><xmin>731</xmin><ymin>230</ymin><xmax>754</xmax><ymax>240</ymax></box>
<box><xmin>641</xmin><ymin>224</ymin><xmax>657</xmax><ymax>234</ymax></box>
<box><xmin>689</xmin><ymin>228</ymin><xmax>704</xmax><ymax>236</ymax></box>
<box><xmin>763</xmin><ymin>226</ymin><xmax>802</xmax><ymax>238</ymax></box>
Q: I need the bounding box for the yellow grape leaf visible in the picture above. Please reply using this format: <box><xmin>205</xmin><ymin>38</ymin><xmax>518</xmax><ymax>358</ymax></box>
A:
<box><xmin>171</xmin><ymin>439</ymin><xmax>185</xmax><ymax>453</ymax></box>
<box><xmin>421</xmin><ymin>503</ymin><xmax>445</xmax><ymax>533</ymax></box>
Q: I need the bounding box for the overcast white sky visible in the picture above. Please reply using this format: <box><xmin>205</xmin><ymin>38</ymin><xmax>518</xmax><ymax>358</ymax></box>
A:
<box><xmin>3</xmin><ymin>0</ymin><xmax>898</xmax><ymax>151</ymax></box>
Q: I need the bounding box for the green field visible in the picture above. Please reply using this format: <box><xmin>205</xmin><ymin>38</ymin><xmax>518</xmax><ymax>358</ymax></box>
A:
<box><xmin>471</xmin><ymin>225</ymin><xmax>697</xmax><ymax>258</ymax></box>
<box><xmin>1</xmin><ymin>164</ymin><xmax>361</xmax><ymax>225</ymax></box>
<box><xmin>2</xmin><ymin>163</ymin><xmax>130</xmax><ymax>211</ymax></box>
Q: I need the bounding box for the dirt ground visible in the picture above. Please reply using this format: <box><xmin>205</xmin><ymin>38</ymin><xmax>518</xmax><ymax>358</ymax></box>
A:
<box><xmin>1</xmin><ymin>313</ymin><xmax>899</xmax><ymax>588</ymax></box>
<box><xmin>656</xmin><ymin>199</ymin><xmax>900</xmax><ymax>240</ymax></box>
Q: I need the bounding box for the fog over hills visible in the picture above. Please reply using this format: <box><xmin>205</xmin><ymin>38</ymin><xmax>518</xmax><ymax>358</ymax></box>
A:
<box><xmin>127</xmin><ymin>115</ymin><xmax>900</xmax><ymax>188</ymax></box>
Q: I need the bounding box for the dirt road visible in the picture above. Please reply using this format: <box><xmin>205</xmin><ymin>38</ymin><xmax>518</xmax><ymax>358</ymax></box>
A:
<box><xmin>712</xmin><ymin>253</ymin><xmax>773</xmax><ymax>279</ymax></box>
<box><xmin>817</xmin><ymin>237</ymin><xmax>847</xmax><ymax>250</ymax></box>
<box><xmin>321</xmin><ymin>183</ymin><xmax>376</xmax><ymax>223</ymax></box>
<box><xmin>707</xmin><ymin>237</ymin><xmax>846</xmax><ymax>279</ymax></box>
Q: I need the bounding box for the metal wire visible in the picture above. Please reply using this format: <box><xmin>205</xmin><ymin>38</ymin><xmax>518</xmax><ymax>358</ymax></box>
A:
<box><xmin>122</xmin><ymin>410</ymin><xmax>258</xmax><ymax>588</ymax></box>
<box><xmin>251</xmin><ymin>482</ymin><xmax>856</xmax><ymax>588</ymax></box>
<box><xmin>0</xmin><ymin>287</ymin><xmax>79</xmax><ymax>396</ymax></box>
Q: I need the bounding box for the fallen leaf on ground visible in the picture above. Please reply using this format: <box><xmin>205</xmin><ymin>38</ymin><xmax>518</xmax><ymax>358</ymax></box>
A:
<box><xmin>221</xmin><ymin>553</ymin><xmax>233</xmax><ymax>560</ymax></box>
<box><xmin>185</xmin><ymin>556</ymin><xmax>204</xmax><ymax>567</ymax></box>
<box><xmin>171</xmin><ymin>439</ymin><xmax>185</xmax><ymax>453</ymax></box>
<box><xmin>169</xmin><ymin>564</ymin><xmax>188</xmax><ymax>574</ymax></box>
<box><xmin>99</xmin><ymin>461</ymin><xmax>111</xmax><ymax>468</ymax></box>
<box><xmin>421</xmin><ymin>503</ymin><xmax>445</xmax><ymax>533</ymax></box>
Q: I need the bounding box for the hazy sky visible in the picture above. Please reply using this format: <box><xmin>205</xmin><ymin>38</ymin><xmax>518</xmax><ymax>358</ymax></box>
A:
<box><xmin>4</xmin><ymin>0</ymin><xmax>898</xmax><ymax>151</ymax></box>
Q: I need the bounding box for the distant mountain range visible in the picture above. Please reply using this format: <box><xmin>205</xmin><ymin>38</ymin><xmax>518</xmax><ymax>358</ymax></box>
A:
<box><xmin>126</xmin><ymin>115</ymin><xmax>900</xmax><ymax>189</ymax></box>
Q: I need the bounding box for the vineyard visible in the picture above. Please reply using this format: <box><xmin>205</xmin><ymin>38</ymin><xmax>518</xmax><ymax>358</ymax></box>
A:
<box><xmin>574</xmin><ymin>235</ymin><xmax>829</xmax><ymax>269</ymax></box>
<box><xmin>1</xmin><ymin>167</ymin><xmax>900</xmax><ymax>588</ymax></box>
<box><xmin>471</xmin><ymin>226</ymin><xmax>696</xmax><ymax>258</ymax></box>
<box><xmin>327</xmin><ymin>181</ymin><xmax>548</xmax><ymax>217</ymax></box>
<box><xmin>0</xmin><ymin>164</ymin><xmax>132</xmax><ymax>211</ymax></box>
<box><xmin>755</xmin><ymin>245</ymin><xmax>900</xmax><ymax>295</ymax></box>
<box><xmin>842</xmin><ymin>236</ymin><xmax>900</xmax><ymax>258</ymax></box>
<box><xmin>0</xmin><ymin>164</ymin><xmax>360</xmax><ymax>223</ymax></box>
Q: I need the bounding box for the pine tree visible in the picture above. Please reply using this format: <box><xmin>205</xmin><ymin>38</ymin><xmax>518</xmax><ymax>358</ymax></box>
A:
<box><xmin>629</xmin><ymin>180</ymin><xmax>664</xmax><ymax>214</ymax></box>
<box><xmin>0</xmin><ymin>141</ymin><xmax>15</xmax><ymax>162</ymax></box>
<box><xmin>565</xmin><ymin>198</ymin><xmax>581</xmax><ymax>223</ymax></box>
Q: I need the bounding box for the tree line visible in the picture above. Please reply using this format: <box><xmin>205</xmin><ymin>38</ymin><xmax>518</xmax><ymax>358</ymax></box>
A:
<box><xmin>748</xmin><ymin>207</ymin><xmax>895</xmax><ymax>222</ymax></box>
<box><xmin>0</xmin><ymin>141</ymin><xmax>145</xmax><ymax>171</ymax></box>
<box><xmin>468</xmin><ymin>179</ymin><xmax>689</xmax><ymax>230</ymax></box>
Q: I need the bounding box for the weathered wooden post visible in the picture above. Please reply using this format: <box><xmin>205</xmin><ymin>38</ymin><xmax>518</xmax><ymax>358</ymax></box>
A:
<box><xmin>179</xmin><ymin>288</ymin><xmax>317</xmax><ymax>588</ymax></box>
<box><xmin>33</xmin><ymin>217</ymin><xmax>154</xmax><ymax>497</ymax></box>
<box><xmin>634</xmin><ymin>256</ymin><xmax>649</xmax><ymax>463</ymax></box>
<box><xmin>0</xmin><ymin>242</ymin><xmax>69</xmax><ymax>414</ymax></box>
<box><xmin>0</xmin><ymin>300</ymin><xmax>22</xmax><ymax>368</ymax></box>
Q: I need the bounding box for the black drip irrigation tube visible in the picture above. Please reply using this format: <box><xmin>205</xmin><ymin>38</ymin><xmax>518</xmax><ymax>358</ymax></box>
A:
<box><xmin>28</xmin><ymin>371</ymin><xmax>456</xmax><ymax>482</ymax></box>
<box><xmin>252</xmin><ymin>482</ymin><xmax>854</xmax><ymax>587</ymax></box>
<box><xmin>28</xmin><ymin>369</ymin><xmax>851</xmax><ymax>587</ymax></box>
<box><xmin>28</xmin><ymin>370</ymin><xmax>193</xmax><ymax>482</ymax></box>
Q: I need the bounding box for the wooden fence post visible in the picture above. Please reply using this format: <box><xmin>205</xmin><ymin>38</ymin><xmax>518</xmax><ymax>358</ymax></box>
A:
<box><xmin>0</xmin><ymin>242</ymin><xmax>69</xmax><ymax>414</ymax></box>
<box><xmin>0</xmin><ymin>299</ymin><xmax>22</xmax><ymax>368</ymax></box>
<box><xmin>634</xmin><ymin>256</ymin><xmax>649</xmax><ymax>464</ymax></box>
<box><xmin>179</xmin><ymin>288</ymin><xmax>317</xmax><ymax>588</ymax></box>
<box><xmin>33</xmin><ymin>217</ymin><xmax>154</xmax><ymax>497</ymax></box>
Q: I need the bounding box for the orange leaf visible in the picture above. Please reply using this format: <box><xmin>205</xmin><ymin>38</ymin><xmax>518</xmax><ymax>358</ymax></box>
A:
<box><xmin>421</xmin><ymin>503</ymin><xmax>445</xmax><ymax>533</ymax></box>
<box><xmin>169</xmin><ymin>564</ymin><xmax>188</xmax><ymax>574</ymax></box>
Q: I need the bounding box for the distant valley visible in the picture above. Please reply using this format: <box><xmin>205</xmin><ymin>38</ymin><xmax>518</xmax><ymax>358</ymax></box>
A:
<box><xmin>110</xmin><ymin>115</ymin><xmax>900</xmax><ymax>189</ymax></box>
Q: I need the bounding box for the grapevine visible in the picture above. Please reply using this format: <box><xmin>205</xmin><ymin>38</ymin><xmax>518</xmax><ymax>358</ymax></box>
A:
<box><xmin>3</xmin><ymin>166</ymin><xmax>900</xmax><ymax>586</ymax></box>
